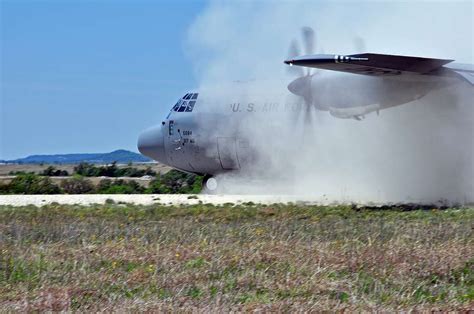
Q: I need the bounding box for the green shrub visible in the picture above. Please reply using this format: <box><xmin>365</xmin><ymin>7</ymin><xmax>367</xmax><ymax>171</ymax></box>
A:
<box><xmin>74</xmin><ymin>162</ymin><xmax>102</xmax><ymax>177</ymax></box>
<box><xmin>40</xmin><ymin>166</ymin><xmax>69</xmax><ymax>176</ymax></box>
<box><xmin>60</xmin><ymin>176</ymin><xmax>94</xmax><ymax>194</ymax></box>
<box><xmin>74</xmin><ymin>162</ymin><xmax>156</xmax><ymax>177</ymax></box>
<box><xmin>0</xmin><ymin>182</ymin><xmax>10</xmax><ymax>194</ymax></box>
<box><xmin>3</xmin><ymin>173</ymin><xmax>61</xmax><ymax>194</ymax></box>
<box><xmin>96</xmin><ymin>179</ymin><xmax>144</xmax><ymax>194</ymax></box>
<box><xmin>96</xmin><ymin>178</ymin><xmax>113</xmax><ymax>192</ymax></box>
<box><xmin>8</xmin><ymin>171</ymin><xmax>35</xmax><ymax>175</ymax></box>
<box><xmin>147</xmin><ymin>170</ymin><xmax>202</xmax><ymax>194</ymax></box>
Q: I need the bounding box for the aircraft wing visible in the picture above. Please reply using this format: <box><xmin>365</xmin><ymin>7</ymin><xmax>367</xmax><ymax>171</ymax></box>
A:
<box><xmin>284</xmin><ymin>53</ymin><xmax>474</xmax><ymax>84</ymax></box>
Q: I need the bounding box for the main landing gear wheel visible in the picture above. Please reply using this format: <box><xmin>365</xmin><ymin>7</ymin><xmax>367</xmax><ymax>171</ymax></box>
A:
<box><xmin>203</xmin><ymin>175</ymin><xmax>218</xmax><ymax>193</ymax></box>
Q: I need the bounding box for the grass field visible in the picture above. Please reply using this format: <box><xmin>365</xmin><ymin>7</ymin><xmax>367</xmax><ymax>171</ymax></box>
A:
<box><xmin>0</xmin><ymin>204</ymin><xmax>473</xmax><ymax>311</ymax></box>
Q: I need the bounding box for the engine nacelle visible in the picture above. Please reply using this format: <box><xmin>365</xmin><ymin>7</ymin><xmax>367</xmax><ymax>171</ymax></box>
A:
<box><xmin>329</xmin><ymin>104</ymin><xmax>381</xmax><ymax>120</ymax></box>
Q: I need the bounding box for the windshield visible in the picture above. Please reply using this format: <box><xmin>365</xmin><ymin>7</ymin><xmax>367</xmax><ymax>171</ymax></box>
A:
<box><xmin>170</xmin><ymin>93</ymin><xmax>199</xmax><ymax>112</ymax></box>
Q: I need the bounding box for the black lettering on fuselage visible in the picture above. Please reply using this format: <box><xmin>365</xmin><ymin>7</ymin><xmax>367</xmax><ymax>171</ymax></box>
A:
<box><xmin>262</xmin><ymin>102</ymin><xmax>278</xmax><ymax>112</ymax></box>
<box><xmin>228</xmin><ymin>101</ymin><xmax>304</xmax><ymax>113</ymax></box>
<box><xmin>285</xmin><ymin>102</ymin><xmax>301</xmax><ymax>112</ymax></box>
<box><xmin>231</xmin><ymin>103</ymin><xmax>241</xmax><ymax>112</ymax></box>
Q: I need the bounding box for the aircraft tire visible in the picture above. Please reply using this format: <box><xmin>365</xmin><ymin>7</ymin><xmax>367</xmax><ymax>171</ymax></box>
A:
<box><xmin>203</xmin><ymin>175</ymin><xmax>218</xmax><ymax>193</ymax></box>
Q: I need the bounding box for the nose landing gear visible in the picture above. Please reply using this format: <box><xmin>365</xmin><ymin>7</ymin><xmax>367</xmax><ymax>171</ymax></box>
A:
<box><xmin>203</xmin><ymin>175</ymin><xmax>218</xmax><ymax>193</ymax></box>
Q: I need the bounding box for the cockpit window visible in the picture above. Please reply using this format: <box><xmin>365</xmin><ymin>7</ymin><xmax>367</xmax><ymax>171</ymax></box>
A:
<box><xmin>186</xmin><ymin>101</ymin><xmax>196</xmax><ymax>112</ymax></box>
<box><xmin>178</xmin><ymin>101</ymin><xmax>187</xmax><ymax>112</ymax></box>
<box><xmin>172</xmin><ymin>93</ymin><xmax>199</xmax><ymax>112</ymax></box>
<box><xmin>172</xmin><ymin>100</ymin><xmax>181</xmax><ymax>111</ymax></box>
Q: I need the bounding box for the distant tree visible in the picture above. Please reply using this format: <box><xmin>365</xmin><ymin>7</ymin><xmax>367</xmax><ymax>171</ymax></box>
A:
<box><xmin>118</xmin><ymin>166</ymin><xmax>149</xmax><ymax>177</ymax></box>
<box><xmin>9</xmin><ymin>171</ymin><xmax>35</xmax><ymax>175</ymax></box>
<box><xmin>41</xmin><ymin>166</ymin><xmax>69</xmax><ymax>177</ymax></box>
<box><xmin>96</xmin><ymin>179</ymin><xmax>144</xmax><ymax>194</ymax></box>
<box><xmin>126</xmin><ymin>180</ymin><xmax>145</xmax><ymax>193</ymax></box>
<box><xmin>144</xmin><ymin>167</ymin><xmax>156</xmax><ymax>176</ymax></box>
<box><xmin>102</xmin><ymin>162</ymin><xmax>118</xmax><ymax>177</ymax></box>
<box><xmin>0</xmin><ymin>182</ymin><xmax>9</xmax><ymax>194</ymax></box>
<box><xmin>6</xmin><ymin>173</ymin><xmax>61</xmax><ymax>194</ymax></box>
<box><xmin>97</xmin><ymin>179</ymin><xmax>112</xmax><ymax>192</ymax></box>
<box><xmin>103</xmin><ymin>184</ymin><xmax>135</xmax><ymax>194</ymax></box>
<box><xmin>74</xmin><ymin>163</ymin><xmax>87</xmax><ymax>176</ymax></box>
<box><xmin>60</xmin><ymin>176</ymin><xmax>94</xmax><ymax>194</ymax></box>
<box><xmin>42</xmin><ymin>166</ymin><xmax>57</xmax><ymax>176</ymax></box>
<box><xmin>74</xmin><ymin>162</ymin><xmax>100</xmax><ymax>177</ymax></box>
<box><xmin>147</xmin><ymin>170</ymin><xmax>202</xmax><ymax>194</ymax></box>
<box><xmin>74</xmin><ymin>161</ymin><xmax>155</xmax><ymax>178</ymax></box>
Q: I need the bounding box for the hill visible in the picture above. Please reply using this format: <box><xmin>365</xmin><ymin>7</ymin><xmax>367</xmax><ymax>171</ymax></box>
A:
<box><xmin>1</xmin><ymin>150</ymin><xmax>151</xmax><ymax>164</ymax></box>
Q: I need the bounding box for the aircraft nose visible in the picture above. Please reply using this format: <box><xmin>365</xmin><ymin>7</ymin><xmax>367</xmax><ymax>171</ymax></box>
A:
<box><xmin>137</xmin><ymin>125</ymin><xmax>167</xmax><ymax>164</ymax></box>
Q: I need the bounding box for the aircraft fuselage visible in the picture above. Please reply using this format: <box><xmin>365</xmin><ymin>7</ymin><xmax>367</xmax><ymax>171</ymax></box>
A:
<box><xmin>138</xmin><ymin>74</ymin><xmax>453</xmax><ymax>177</ymax></box>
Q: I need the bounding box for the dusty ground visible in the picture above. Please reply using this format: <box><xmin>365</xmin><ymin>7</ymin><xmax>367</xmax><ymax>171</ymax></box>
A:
<box><xmin>2</xmin><ymin>194</ymin><xmax>471</xmax><ymax>209</ymax></box>
<box><xmin>0</xmin><ymin>194</ymin><xmax>338</xmax><ymax>206</ymax></box>
<box><xmin>1</xmin><ymin>194</ymin><xmax>459</xmax><ymax>207</ymax></box>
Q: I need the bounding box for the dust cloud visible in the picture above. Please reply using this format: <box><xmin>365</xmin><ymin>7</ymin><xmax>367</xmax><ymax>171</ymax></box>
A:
<box><xmin>186</xmin><ymin>1</ymin><xmax>474</xmax><ymax>204</ymax></box>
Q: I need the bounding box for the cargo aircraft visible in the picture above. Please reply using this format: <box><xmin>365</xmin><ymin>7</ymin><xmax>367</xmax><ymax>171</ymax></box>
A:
<box><xmin>138</xmin><ymin>27</ymin><xmax>473</xmax><ymax>191</ymax></box>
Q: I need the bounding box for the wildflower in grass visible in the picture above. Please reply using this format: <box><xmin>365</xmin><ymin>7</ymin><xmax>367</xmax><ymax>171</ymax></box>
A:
<box><xmin>0</xmin><ymin>204</ymin><xmax>472</xmax><ymax>310</ymax></box>
<box><xmin>231</xmin><ymin>255</ymin><xmax>240</xmax><ymax>264</ymax></box>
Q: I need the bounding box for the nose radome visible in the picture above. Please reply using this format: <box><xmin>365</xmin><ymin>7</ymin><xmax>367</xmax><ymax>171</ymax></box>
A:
<box><xmin>137</xmin><ymin>125</ymin><xmax>167</xmax><ymax>164</ymax></box>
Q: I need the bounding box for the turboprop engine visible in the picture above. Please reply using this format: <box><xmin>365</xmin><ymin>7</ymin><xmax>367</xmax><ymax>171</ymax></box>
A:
<box><xmin>329</xmin><ymin>104</ymin><xmax>381</xmax><ymax>120</ymax></box>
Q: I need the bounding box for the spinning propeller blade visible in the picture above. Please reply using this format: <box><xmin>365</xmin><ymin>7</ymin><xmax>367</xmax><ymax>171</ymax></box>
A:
<box><xmin>286</xmin><ymin>27</ymin><xmax>318</xmax><ymax>126</ymax></box>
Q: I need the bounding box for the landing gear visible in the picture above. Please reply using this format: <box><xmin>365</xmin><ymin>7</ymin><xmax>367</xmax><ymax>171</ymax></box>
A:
<box><xmin>203</xmin><ymin>175</ymin><xmax>218</xmax><ymax>193</ymax></box>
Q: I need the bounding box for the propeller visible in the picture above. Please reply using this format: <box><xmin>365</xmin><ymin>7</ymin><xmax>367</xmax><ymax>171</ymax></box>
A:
<box><xmin>302</xmin><ymin>27</ymin><xmax>315</xmax><ymax>76</ymax></box>
<box><xmin>287</xmin><ymin>40</ymin><xmax>305</xmax><ymax>77</ymax></box>
<box><xmin>286</xmin><ymin>27</ymin><xmax>319</xmax><ymax>128</ymax></box>
<box><xmin>286</xmin><ymin>31</ymin><xmax>373</xmax><ymax>126</ymax></box>
<box><xmin>353</xmin><ymin>36</ymin><xmax>366</xmax><ymax>53</ymax></box>
<box><xmin>286</xmin><ymin>29</ymin><xmax>369</xmax><ymax>125</ymax></box>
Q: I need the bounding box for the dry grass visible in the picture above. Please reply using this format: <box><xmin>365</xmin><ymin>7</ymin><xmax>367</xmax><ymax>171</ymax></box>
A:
<box><xmin>0</xmin><ymin>204</ymin><xmax>473</xmax><ymax>311</ymax></box>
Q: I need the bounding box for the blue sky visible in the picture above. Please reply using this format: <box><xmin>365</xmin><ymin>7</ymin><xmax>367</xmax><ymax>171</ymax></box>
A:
<box><xmin>2</xmin><ymin>1</ymin><xmax>472</xmax><ymax>160</ymax></box>
<box><xmin>1</xmin><ymin>0</ymin><xmax>205</xmax><ymax>159</ymax></box>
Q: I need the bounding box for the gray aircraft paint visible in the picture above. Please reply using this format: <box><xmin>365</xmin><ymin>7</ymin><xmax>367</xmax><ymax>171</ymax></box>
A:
<box><xmin>138</xmin><ymin>65</ymin><xmax>470</xmax><ymax>178</ymax></box>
